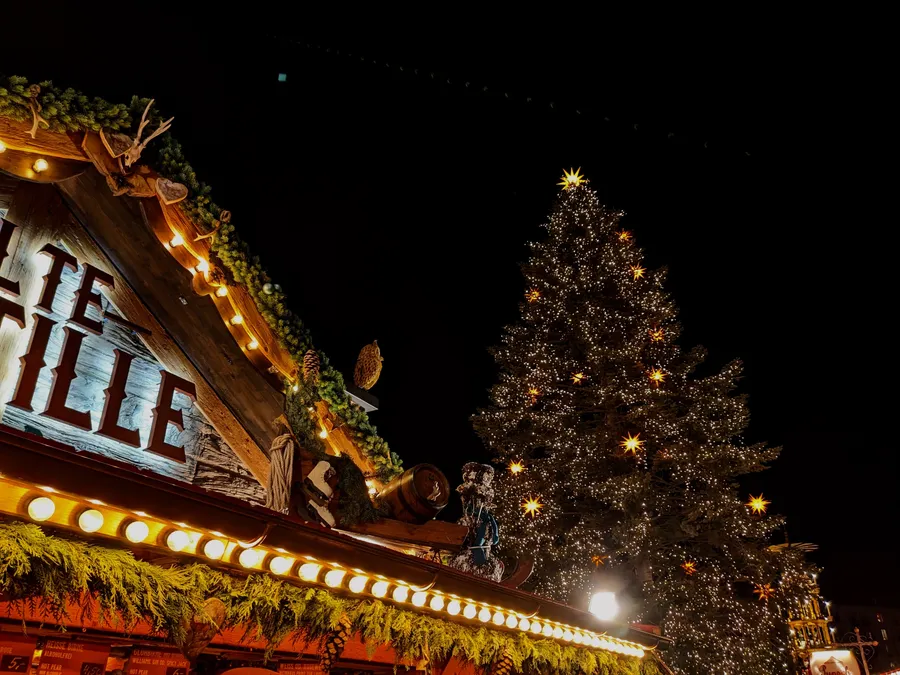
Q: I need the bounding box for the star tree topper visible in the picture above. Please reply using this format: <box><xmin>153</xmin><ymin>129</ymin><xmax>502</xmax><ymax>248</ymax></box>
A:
<box><xmin>558</xmin><ymin>167</ymin><xmax>587</xmax><ymax>190</ymax></box>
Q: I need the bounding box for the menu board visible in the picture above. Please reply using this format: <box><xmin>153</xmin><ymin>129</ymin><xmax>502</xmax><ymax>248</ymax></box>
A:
<box><xmin>38</xmin><ymin>640</ymin><xmax>110</xmax><ymax>675</ymax></box>
<box><xmin>277</xmin><ymin>663</ymin><xmax>323</xmax><ymax>675</ymax></box>
<box><xmin>0</xmin><ymin>633</ymin><xmax>38</xmax><ymax>674</ymax></box>
<box><xmin>126</xmin><ymin>649</ymin><xmax>189</xmax><ymax>675</ymax></box>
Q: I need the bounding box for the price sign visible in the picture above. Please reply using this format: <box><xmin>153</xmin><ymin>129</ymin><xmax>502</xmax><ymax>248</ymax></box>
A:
<box><xmin>0</xmin><ymin>633</ymin><xmax>38</xmax><ymax>673</ymax></box>
<box><xmin>126</xmin><ymin>649</ymin><xmax>190</xmax><ymax>675</ymax></box>
<box><xmin>38</xmin><ymin>640</ymin><xmax>110</xmax><ymax>675</ymax></box>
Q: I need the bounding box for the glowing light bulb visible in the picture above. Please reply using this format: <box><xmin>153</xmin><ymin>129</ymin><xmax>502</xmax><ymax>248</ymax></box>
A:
<box><xmin>239</xmin><ymin>548</ymin><xmax>261</xmax><ymax>568</ymax></box>
<box><xmin>635</xmin><ymin>648</ymin><xmax>645</xmax><ymax>659</ymax></box>
<box><xmin>463</xmin><ymin>604</ymin><xmax>477</xmax><ymax>619</ymax></box>
<box><xmin>492</xmin><ymin>611</ymin><xmax>505</xmax><ymax>626</ymax></box>
<box><xmin>392</xmin><ymin>586</ymin><xmax>409</xmax><ymax>603</ymax></box>
<box><xmin>247</xmin><ymin>339</ymin><xmax>259</xmax><ymax>350</ymax></box>
<box><xmin>318</xmin><ymin>428</ymin><xmax>329</xmax><ymax>438</ymax></box>
<box><xmin>478</xmin><ymin>608</ymin><xmax>491</xmax><ymax>623</ymax></box>
<box><xmin>124</xmin><ymin>520</ymin><xmax>149</xmax><ymax>543</ymax></box>
<box><xmin>589</xmin><ymin>591</ymin><xmax>619</xmax><ymax>620</ymax></box>
<box><xmin>348</xmin><ymin>575</ymin><xmax>368</xmax><ymax>593</ymax></box>
<box><xmin>169</xmin><ymin>233</ymin><xmax>184</xmax><ymax>247</ymax></box>
<box><xmin>542</xmin><ymin>624</ymin><xmax>554</xmax><ymax>637</ymax></box>
<box><xmin>573</xmin><ymin>632</ymin><xmax>583</xmax><ymax>644</ymax></box>
<box><xmin>166</xmin><ymin>530</ymin><xmax>190</xmax><ymax>552</ymax></box>
<box><xmin>447</xmin><ymin>600</ymin><xmax>461</xmax><ymax>615</ymax></box>
<box><xmin>518</xmin><ymin>617</ymin><xmax>531</xmax><ymax>631</ymax></box>
<box><xmin>562</xmin><ymin>629</ymin><xmax>573</xmax><ymax>641</ymax></box>
<box><xmin>429</xmin><ymin>595</ymin><xmax>445</xmax><ymax>612</ymax></box>
<box><xmin>371</xmin><ymin>580</ymin><xmax>389</xmax><ymax>598</ymax></box>
<box><xmin>230</xmin><ymin>314</ymin><xmax>243</xmax><ymax>325</ymax></box>
<box><xmin>78</xmin><ymin>509</ymin><xmax>104</xmax><ymax>533</ymax></box>
<box><xmin>505</xmin><ymin>614</ymin><xmax>518</xmax><ymax>629</ymax></box>
<box><xmin>298</xmin><ymin>562</ymin><xmax>321</xmax><ymax>581</ymax></box>
<box><xmin>32</xmin><ymin>158</ymin><xmax>49</xmax><ymax>173</ymax></box>
<box><xmin>203</xmin><ymin>539</ymin><xmax>226</xmax><ymax>560</ymax></box>
<box><xmin>411</xmin><ymin>591</ymin><xmax>428</xmax><ymax>607</ymax></box>
<box><xmin>0</xmin><ymin>140</ymin><xmax>6</xmax><ymax>153</ymax></box>
<box><xmin>27</xmin><ymin>496</ymin><xmax>55</xmax><ymax>521</ymax></box>
<box><xmin>215</xmin><ymin>286</ymin><xmax>228</xmax><ymax>297</ymax></box>
<box><xmin>196</xmin><ymin>259</ymin><xmax>209</xmax><ymax>273</ymax></box>
<box><xmin>269</xmin><ymin>556</ymin><xmax>292</xmax><ymax>575</ymax></box>
<box><xmin>324</xmin><ymin>569</ymin><xmax>346</xmax><ymax>587</ymax></box>
<box><xmin>531</xmin><ymin>621</ymin><xmax>542</xmax><ymax>634</ymax></box>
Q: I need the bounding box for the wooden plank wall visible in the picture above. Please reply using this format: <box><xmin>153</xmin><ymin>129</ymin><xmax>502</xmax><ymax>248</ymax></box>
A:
<box><xmin>56</xmin><ymin>168</ymin><xmax>284</xmax><ymax>464</ymax></box>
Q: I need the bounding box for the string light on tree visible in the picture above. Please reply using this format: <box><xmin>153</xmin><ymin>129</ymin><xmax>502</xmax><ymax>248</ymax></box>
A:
<box><xmin>557</xmin><ymin>167</ymin><xmax>587</xmax><ymax>190</ymax></box>
<box><xmin>620</xmin><ymin>433</ymin><xmax>645</xmax><ymax>455</ymax></box>
<box><xmin>521</xmin><ymin>496</ymin><xmax>544</xmax><ymax>518</ymax></box>
<box><xmin>473</xmin><ymin>169</ymin><xmax>791</xmax><ymax>674</ymax></box>
<box><xmin>747</xmin><ymin>494</ymin><xmax>771</xmax><ymax>515</ymax></box>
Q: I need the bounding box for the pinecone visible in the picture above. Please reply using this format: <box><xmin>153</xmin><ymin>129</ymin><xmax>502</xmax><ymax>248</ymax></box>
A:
<box><xmin>319</xmin><ymin>614</ymin><xmax>353</xmax><ymax>672</ymax></box>
<box><xmin>353</xmin><ymin>341</ymin><xmax>383</xmax><ymax>390</ymax></box>
<box><xmin>493</xmin><ymin>649</ymin><xmax>514</xmax><ymax>675</ymax></box>
<box><xmin>303</xmin><ymin>349</ymin><xmax>320</xmax><ymax>383</ymax></box>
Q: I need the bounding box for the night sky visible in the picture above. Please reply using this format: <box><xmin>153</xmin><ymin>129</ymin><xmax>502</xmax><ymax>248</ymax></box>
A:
<box><xmin>5</xmin><ymin>12</ymin><xmax>880</xmax><ymax>606</ymax></box>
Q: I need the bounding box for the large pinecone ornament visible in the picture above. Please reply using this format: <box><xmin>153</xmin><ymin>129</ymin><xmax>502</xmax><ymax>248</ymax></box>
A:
<box><xmin>174</xmin><ymin>597</ymin><xmax>226</xmax><ymax>661</ymax></box>
<box><xmin>320</xmin><ymin>614</ymin><xmax>353</xmax><ymax>672</ymax></box>
<box><xmin>493</xmin><ymin>649</ymin><xmax>514</xmax><ymax>675</ymax></box>
<box><xmin>353</xmin><ymin>341</ymin><xmax>383</xmax><ymax>390</ymax></box>
<box><xmin>303</xmin><ymin>349</ymin><xmax>320</xmax><ymax>383</ymax></box>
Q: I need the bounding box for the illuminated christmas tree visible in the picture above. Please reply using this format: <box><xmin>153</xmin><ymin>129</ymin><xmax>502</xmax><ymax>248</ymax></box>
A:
<box><xmin>474</xmin><ymin>171</ymin><xmax>791</xmax><ymax>674</ymax></box>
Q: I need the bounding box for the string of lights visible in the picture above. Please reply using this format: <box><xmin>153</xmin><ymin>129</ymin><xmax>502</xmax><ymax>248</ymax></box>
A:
<box><xmin>473</xmin><ymin>170</ymin><xmax>808</xmax><ymax>674</ymax></box>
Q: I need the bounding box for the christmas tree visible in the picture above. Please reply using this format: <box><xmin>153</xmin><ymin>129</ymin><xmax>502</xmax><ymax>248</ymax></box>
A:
<box><xmin>474</xmin><ymin>170</ymin><xmax>791</xmax><ymax>674</ymax></box>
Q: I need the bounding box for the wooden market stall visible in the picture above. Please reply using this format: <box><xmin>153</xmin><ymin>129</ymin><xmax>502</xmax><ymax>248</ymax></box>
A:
<box><xmin>0</xmin><ymin>78</ymin><xmax>669</xmax><ymax>675</ymax></box>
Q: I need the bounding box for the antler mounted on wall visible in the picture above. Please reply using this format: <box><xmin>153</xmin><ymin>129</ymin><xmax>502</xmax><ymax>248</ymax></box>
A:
<box><xmin>124</xmin><ymin>99</ymin><xmax>173</xmax><ymax>168</ymax></box>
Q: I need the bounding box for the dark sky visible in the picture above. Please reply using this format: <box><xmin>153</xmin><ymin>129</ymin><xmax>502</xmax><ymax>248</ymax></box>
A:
<box><xmin>6</xmin><ymin>11</ymin><xmax>878</xmax><ymax>605</ymax></box>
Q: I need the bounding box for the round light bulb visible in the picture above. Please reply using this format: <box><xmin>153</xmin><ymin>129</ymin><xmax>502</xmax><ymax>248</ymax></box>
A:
<box><xmin>32</xmin><ymin>158</ymin><xmax>49</xmax><ymax>173</ymax></box>
<box><xmin>591</xmin><ymin>637</ymin><xmax>601</xmax><ymax>648</ymax></box>
<box><xmin>562</xmin><ymin>629</ymin><xmax>573</xmax><ymax>641</ymax></box>
<box><xmin>518</xmin><ymin>617</ymin><xmax>531</xmax><ymax>632</ymax></box>
<box><xmin>230</xmin><ymin>314</ymin><xmax>243</xmax><ymax>325</ymax></box>
<box><xmin>371</xmin><ymin>580</ymin><xmax>389</xmax><ymax>598</ymax></box>
<box><xmin>463</xmin><ymin>604</ymin><xmax>478</xmax><ymax>619</ymax></box>
<box><xmin>124</xmin><ymin>520</ymin><xmax>149</xmax><ymax>543</ymax></box>
<box><xmin>215</xmin><ymin>286</ymin><xmax>228</xmax><ymax>297</ymax></box>
<box><xmin>196</xmin><ymin>259</ymin><xmax>209</xmax><ymax>273</ymax></box>
<box><xmin>505</xmin><ymin>614</ymin><xmax>518</xmax><ymax>629</ymax></box>
<box><xmin>478</xmin><ymin>608</ymin><xmax>491</xmax><ymax>623</ymax></box>
<box><xmin>588</xmin><ymin>591</ymin><xmax>619</xmax><ymax>621</ymax></box>
<box><xmin>324</xmin><ymin>569</ymin><xmax>346</xmax><ymax>588</ymax></box>
<box><xmin>239</xmin><ymin>548</ymin><xmax>261</xmax><ymax>568</ymax></box>
<box><xmin>429</xmin><ymin>595</ymin><xmax>445</xmax><ymax>612</ymax></box>
<box><xmin>530</xmin><ymin>621</ymin><xmax>542</xmax><ymax>635</ymax></box>
<box><xmin>542</xmin><ymin>624</ymin><xmax>554</xmax><ymax>637</ymax></box>
<box><xmin>447</xmin><ymin>600</ymin><xmax>461</xmax><ymax>616</ymax></box>
<box><xmin>169</xmin><ymin>234</ymin><xmax>184</xmax><ymax>247</ymax></box>
<box><xmin>27</xmin><ymin>496</ymin><xmax>55</xmax><ymax>522</ymax></box>
<box><xmin>348</xmin><ymin>575</ymin><xmax>368</xmax><ymax>593</ymax></box>
<box><xmin>573</xmin><ymin>632</ymin><xmax>583</xmax><ymax>644</ymax></box>
<box><xmin>635</xmin><ymin>648</ymin><xmax>645</xmax><ymax>659</ymax></box>
<box><xmin>203</xmin><ymin>539</ymin><xmax>226</xmax><ymax>560</ymax></box>
<box><xmin>411</xmin><ymin>591</ymin><xmax>427</xmax><ymax>607</ymax></box>
<box><xmin>270</xmin><ymin>556</ymin><xmax>293</xmax><ymax>575</ymax></box>
<box><xmin>78</xmin><ymin>509</ymin><xmax>104</xmax><ymax>533</ymax></box>
<box><xmin>0</xmin><ymin>140</ymin><xmax>7</xmax><ymax>153</ymax></box>
<box><xmin>298</xmin><ymin>562</ymin><xmax>321</xmax><ymax>581</ymax></box>
<box><xmin>552</xmin><ymin>626</ymin><xmax>563</xmax><ymax>639</ymax></box>
<box><xmin>392</xmin><ymin>585</ymin><xmax>409</xmax><ymax>603</ymax></box>
<box><xmin>247</xmin><ymin>339</ymin><xmax>259</xmax><ymax>350</ymax></box>
<box><xmin>492</xmin><ymin>611</ymin><xmax>505</xmax><ymax>626</ymax></box>
<box><xmin>166</xmin><ymin>530</ymin><xmax>190</xmax><ymax>552</ymax></box>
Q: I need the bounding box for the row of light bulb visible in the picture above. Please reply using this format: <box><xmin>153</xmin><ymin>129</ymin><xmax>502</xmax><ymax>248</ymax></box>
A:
<box><xmin>0</xmin><ymin>140</ymin><xmax>50</xmax><ymax>173</ymax></box>
<box><xmin>166</xmin><ymin>230</ymin><xmax>260</xmax><ymax>352</ymax></box>
<box><xmin>23</xmin><ymin>492</ymin><xmax>645</xmax><ymax>659</ymax></box>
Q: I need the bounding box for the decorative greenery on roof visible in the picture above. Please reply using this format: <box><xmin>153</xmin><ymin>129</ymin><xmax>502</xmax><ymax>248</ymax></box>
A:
<box><xmin>0</xmin><ymin>75</ymin><xmax>401</xmax><ymax>482</ymax></box>
<box><xmin>0</xmin><ymin>522</ymin><xmax>661</xmax><ymax>675</ymax></box>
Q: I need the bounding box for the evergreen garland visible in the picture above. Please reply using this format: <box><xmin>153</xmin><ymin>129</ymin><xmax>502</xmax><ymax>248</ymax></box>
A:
<box><xmin>0</xmin><ymin>522</ymin><xmax>661</xmax><ymax>675</ymax></box>
<box><xmin>0</xmin><ymin>74</ymin><xmax>401</xmax><ymax>483</ymax></box>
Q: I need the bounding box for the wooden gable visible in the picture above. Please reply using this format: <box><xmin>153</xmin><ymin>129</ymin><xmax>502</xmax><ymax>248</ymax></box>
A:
<box><xmin>0</xmin><ymin>178</ymin><xmax>267</xmax><ymax>503</ymax></box>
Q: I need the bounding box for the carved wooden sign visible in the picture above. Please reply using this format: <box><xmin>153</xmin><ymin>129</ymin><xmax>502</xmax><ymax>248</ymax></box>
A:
<box><xmin>0</xmin><ymin>214</ymin><xmax>263</xmax><ymax>500</ymax></box>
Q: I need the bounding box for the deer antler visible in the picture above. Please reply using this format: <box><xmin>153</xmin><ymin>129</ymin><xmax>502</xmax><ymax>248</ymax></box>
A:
<box><xmin>124</xmin><ymin>99</ymin><xmax>174</xmax><ymax>168</ymax></box>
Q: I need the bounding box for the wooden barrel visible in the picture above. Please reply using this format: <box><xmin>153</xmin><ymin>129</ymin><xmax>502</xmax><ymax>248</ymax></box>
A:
<box><xmin>377</xmin><ymin>464</ymin><xmax>450</xmax><ymax>524</ymax></box>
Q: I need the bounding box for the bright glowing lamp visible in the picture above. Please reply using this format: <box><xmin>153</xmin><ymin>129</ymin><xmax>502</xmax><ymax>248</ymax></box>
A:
<box><xmin>542</xmin><ymin>624</ymin><xmax>554</xmax><ymax>637</ymax></box>
<box><xmin>429</xmin><ymin>595</ymin><xmax>445</xmax><ymax>611</ymax></box>
<box><xmin>530</xmin><ymin>621</ymin><xmax>542</xmax><ymax>634</ymax></box>
<box><xmin>505</xmin><ymin>614</ymin><xmax>518</xmax><ymax>629</ymax></box>
<box><xmin>518</xmin><ymin>617</ymin><xmax>531</xmax><ymax>631</ymax></box>
<box><xmin>324</xmin><ymin>569</ymin><xmax>346</xmax><ymax>587</ymax></box>
<box><xmin>270</xmin><ymin>556</ymin><xmax>293</xmax><ymax>575</ymax></box>
<box><xmin>411</xmin><ymin>591</ymin><xmax>428</xmax><ymax>607</ymax></box>
<box><xmin>32</xmin><ymin>158</ymin><xmax>49</xmax><ymax>173</ymax></box>
<box><xmin>371</xmin><ymin>580</ymin><xmax>389</xmax><ymax>598</ymax></box>
<box><xmin>166</xmin><ymin>530</ymin><xmax>190</xmax><ymax>552</ymax></box>
<box><xmin>478</xmin><ymin>608</ymin><xmax>491</xmax><ymax>622</ymax></box>
<box><xmin>463</xmin><ymin>604</ymin><xmax>478</xmax><ymax>619</ymax></box>
<box><xmin>239</xmin><ymin>548</ymin><xmax>261</xmax><ymax>568</ymax></box>
<box><xmin>78</xmin><ymin>509</ymin><xmax>104</xmax><ymax>533</ymax></box>
<box><xmin>27</xmin><ymin>496</ymin><xmax>55</xmax><ymax>521</ymax></box>
<box><xmin>552</xmin><ymin>626</ymin><xmax>563</xmax><ymax>638</ymax></box>
<box><xmin>392</xmin><ymin>585</ymin><xmax>409</xmax><ymax>603</ymax></box>
<box><xmin>124</xmin><ymin>520</ymin><xmax>149</xmax><ymax>543</ymax></box>
<box><xmin>447</xmin><ymin>600</ymin><xmax>461</xmax><ymax>615</ymax></box>
<box><xmin>589</xmin><ymin>591</ymin><xmax>619</xmax><ymax>621</ymax></box>
<box><xmin>203</xmin><ymin>539</ymin><xmax>226</xmax><ymax>560</ymax></box>
<box><xmin>298</xmin><ymin>562</ymin><xmax>321</xmax><ymax>581</ymax></box>
<box><xmin>492</xmin><ymin>611</ymin><xmax>505</xmax><ymax>626</ymax></box>
<box><xmin>348</xmin><ymin>575</ymin><xmax>368</xmax><ymax>593</ymax></box>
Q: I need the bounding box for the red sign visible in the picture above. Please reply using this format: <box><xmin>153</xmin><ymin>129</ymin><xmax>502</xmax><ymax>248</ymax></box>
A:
<box><xmin>277</xmin><ymin>663</ymin><xmax>323</xmax><ymax>675</ymax></box>
<box><xmin>38</xmin><ymin>640</ymin><xmax>110</xmax><ymax>675</ymax></box>
<box><xmin>0</xmin><ymin>633</ymin><xmax>38</xmax><ymax>673</ymax></box>
<box><xmin>126</xmin><ymin>649</ymin><xmax>189</xmax><ymax>675</ymax></box>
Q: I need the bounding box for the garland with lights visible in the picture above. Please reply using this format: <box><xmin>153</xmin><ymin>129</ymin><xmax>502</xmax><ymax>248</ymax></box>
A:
<box><xmin>474</xmin><ymin>170</ymin><xmax>799</xmax><ymax>674</ymax></box>
<box><xmin>0</xmin><ymin>522</ymin><xmax>661</xmax><ymax>675</ymax></box>
<box><xmin>0</xmin><ymin>74</ymin><xmax>401</xmax><ymax>484</ymax></box>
